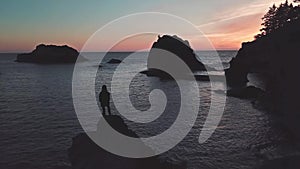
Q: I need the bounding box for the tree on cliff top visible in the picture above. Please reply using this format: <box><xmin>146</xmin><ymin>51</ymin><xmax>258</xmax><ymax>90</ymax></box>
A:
<box><xmin>255</xmin><ymin>0</ymin><xmax>300</xmax><ymax>39</ymax></box>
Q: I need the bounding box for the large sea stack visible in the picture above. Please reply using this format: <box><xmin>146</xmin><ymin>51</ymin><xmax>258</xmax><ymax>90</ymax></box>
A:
<box><xmin>16</xmin><ymin>44</ymin><xmax>79</xmax><ymax>63</ymax></box>
<box><xmin>143</xmin><ymin>35</ymin><xmax>207</xmax><ymax>77</ymax></box>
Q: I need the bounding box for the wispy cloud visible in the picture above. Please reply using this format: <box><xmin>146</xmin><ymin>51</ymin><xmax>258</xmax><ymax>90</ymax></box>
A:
<box><xmin>199</xmin><ymin>0</ymin><xmax>284</xmax><ymax>27</ymax></box>
<box><xmin>192</xmin><ymin>0</ymin><xmax>287</xmax><ymax>49</ymax></box>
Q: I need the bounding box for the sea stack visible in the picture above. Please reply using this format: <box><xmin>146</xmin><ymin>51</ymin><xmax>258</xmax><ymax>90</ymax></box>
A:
<box><xmin>16</xmin><ymin>44</ymin><xmax>79</xmax><ymax>63</ymax></box>
<box><xmin>143</xmin><ymin>35</ymin><xmax>207</xmax><ymax>77</ymax></box>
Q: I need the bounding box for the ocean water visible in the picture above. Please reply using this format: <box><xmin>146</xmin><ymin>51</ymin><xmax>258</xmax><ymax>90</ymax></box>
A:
<box><xmin>0</xmin><ymin>52</ymin><xmax>295</xmax><ymax>169</ymax></box>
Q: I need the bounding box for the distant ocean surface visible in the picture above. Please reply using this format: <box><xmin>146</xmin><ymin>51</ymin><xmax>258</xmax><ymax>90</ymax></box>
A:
<box><xmin>0</xmin><ymin>51</ymin><xmax>293</xmax><ymax>169</ymax></box>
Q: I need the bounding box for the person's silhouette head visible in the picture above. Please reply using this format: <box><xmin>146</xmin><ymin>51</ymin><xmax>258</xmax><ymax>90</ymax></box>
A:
<box><xmin>102</xmin><ymin>85</ymin><xmax>107</xmax><ymax>92</ymax></box>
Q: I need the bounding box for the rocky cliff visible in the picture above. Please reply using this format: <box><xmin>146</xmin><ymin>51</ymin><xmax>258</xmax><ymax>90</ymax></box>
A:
<box><xmin>226</xmin><ymin>19</ymin><xmax>300</xmax><ymax>137</ymax></box>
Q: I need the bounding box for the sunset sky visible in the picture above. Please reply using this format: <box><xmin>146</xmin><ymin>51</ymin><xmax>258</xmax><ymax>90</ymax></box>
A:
<box><xmin>0</xmin><ymin>0</ymin><xmax>291</xmax><ymax>52</ymax></box>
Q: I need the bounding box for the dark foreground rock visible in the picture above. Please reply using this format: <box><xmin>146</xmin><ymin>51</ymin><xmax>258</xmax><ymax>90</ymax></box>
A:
<box><xmin>16</xmin><ymin>44</ymin><xmax>79</xmax><ymax>63</ymax></box>
<box><xmin>68</xmin><ymin>115</ymin><xmax>186</xmax><ymax>169</ymax></box>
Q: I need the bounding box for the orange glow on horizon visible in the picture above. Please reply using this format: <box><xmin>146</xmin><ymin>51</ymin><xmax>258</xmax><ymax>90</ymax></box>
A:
<box><xmin>0</xmin><ymin>0</ymin><xmax>290</xmax><ymax>53</ymax></box>
<box><xmin>0</xmin><ymin>9</ymin><xmax>266</xmax><ymax>52</ymax></box>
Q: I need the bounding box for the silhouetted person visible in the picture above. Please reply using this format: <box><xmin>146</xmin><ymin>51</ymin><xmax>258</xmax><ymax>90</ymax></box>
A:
<box><xmin>99</xmin><ymin>85</ymin><xmax>111</xmax><ymax>115</ymax></box>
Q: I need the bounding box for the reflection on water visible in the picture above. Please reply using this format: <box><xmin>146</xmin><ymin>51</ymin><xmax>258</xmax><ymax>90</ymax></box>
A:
<box><xmin>0</xmin><ymin>52</ymin><xmax>295</xmax><ymax>169</ymax></box>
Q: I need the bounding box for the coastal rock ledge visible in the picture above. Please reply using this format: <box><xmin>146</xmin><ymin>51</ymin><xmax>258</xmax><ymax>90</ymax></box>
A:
<box><xmin>68</xmin><ymin>115</ymin><xmax>186</xmax><ymax>169</ymax></box>
<box><xmin>16</xmin><ymin>44</ymin><xmax>79</xmax><ymax>63</ymax></box>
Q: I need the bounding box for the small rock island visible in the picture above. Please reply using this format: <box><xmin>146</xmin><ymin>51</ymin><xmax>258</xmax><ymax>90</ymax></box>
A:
<box><xmin>107</xmin><ymin>58</ymin><xmax>122</xmax><ymax>64</ymax></box>
<box><xmin>16</xmin><ymin>44</ymin><xmax>79</xmax><ymax>63</ymax></box>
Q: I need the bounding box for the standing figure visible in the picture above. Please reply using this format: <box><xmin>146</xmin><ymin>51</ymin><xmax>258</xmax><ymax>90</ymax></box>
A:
<box><xmin>99</xmin><ymin>85</ymin><xmax>111</xmax><ymax>115</ymax></box>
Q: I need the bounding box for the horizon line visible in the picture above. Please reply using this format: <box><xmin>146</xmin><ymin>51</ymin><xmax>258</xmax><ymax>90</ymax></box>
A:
<box><xmin>0</xmin><ymin>49</ymin><xmax>239</xmax><ymax>54</ymax></box>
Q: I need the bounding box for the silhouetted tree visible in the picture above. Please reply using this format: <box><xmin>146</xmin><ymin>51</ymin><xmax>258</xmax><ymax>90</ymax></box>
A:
<box><xmin>261</xmin><ymin>4</ymin><xmax>278</xmax><ymax>35</ymax></box>
<box><xmin>255</xmin><ymin>0</ymin><xmax>300</xmax><ymax>39</ymax></box>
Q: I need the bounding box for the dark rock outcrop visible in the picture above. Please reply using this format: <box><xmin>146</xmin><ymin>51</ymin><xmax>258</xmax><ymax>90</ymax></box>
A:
<box><xmin>226</xmin><ymin>19</ymin><xmax>300</xmax><ymax>138</ymax></box>
<box><xmin>226</xmin><ymin>19</ymin><xmax>300</xmax><ymax>88</ymax></box>
<box><xmin>16</xmin><ymin>44</ymin><xmax>79</xmax><ymax>63</ymax></box>
<box><xmin>142</xmin><ymin>35</ymin><xmax>209</xmax><ymax>77</ymax></box>
<box><xmin>68</xmin><ymin>115</ymin><xmax>186</xmax><ymax>169</ymax></box>
<box><xmin>227</xmin><ymin>86</ymin><xmax>265</xmax><ymax>99</ymax></box>
<box><xmin>150</xmin><ymin>35</ymin><xmax>206</xmax><ymax>71</ymax></box>
<box><xmin>107</xmin><ymin>59</ymin><xmax>122</xmax><ymax>64</ymax></box>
